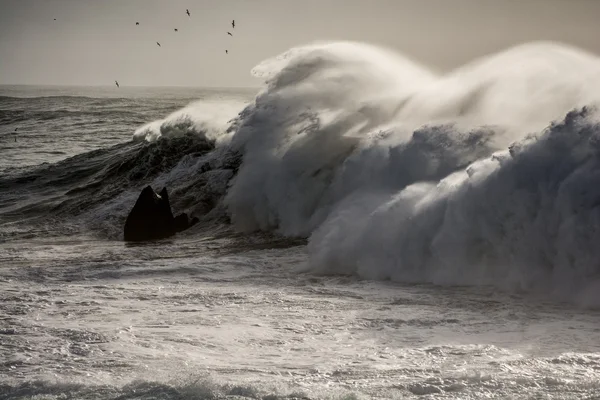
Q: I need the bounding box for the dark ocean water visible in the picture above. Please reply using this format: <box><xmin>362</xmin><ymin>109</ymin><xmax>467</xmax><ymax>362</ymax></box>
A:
<box><xmin>0</xmin><ymin>85</ymin><xmax>255</xmax><ymax>173</ymax></box>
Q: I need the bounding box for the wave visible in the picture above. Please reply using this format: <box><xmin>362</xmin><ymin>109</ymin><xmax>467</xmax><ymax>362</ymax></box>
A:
<box><xmin>222</xmin><ymin>40</ymin><xmax>600</xmax><ymax>306</ymax></box>
<box><xmin>309</xmin><ymin>108</ymin><xmax>600</xmax><ymax>305</ymax></box>
<box><xmin>0</xmin><ymin>134</ymin><xmax>234</xmax><ymax>241</ymax></box>
<box><xmin>0</xmin><ymin>95</ymin><xmax>102</xmax><ymax>101</ymax></box>
<box><xmin>133</xmin><ymin>100</ymin><xmax>243</xmax><ymax>144</ymax></box>
<box><xmin>0</xmin><ymin>109</ymin><xmax>144</xmax><ymax>124</ymax></box>
<box><xmin>0</xmin><ymin>377</ymin><xmax>355</xmax><ymax>400</ymax></box>
<box><xmin>225</xmin><ymin>41</ymin><xmax>600</xmax><ymax>233</ymax></box>
<box><xmin>1</xmin><ymin>98</ymin><xmax>247</xmax><ymax>240</ymax></box>
<box><xmin>4</xmin><ymin>40</ymin><xmax>600</xmax><ymax>306</ymax></box>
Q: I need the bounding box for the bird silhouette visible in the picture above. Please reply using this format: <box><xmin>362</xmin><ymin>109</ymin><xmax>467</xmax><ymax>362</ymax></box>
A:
<box><xmin>115</xmin><ymin>80</ymin><xmax>120</xmax><ymax>88</ymax></box>
<box><xmin>227</xmin><ymin>32</ymin><xmax>233</xmax><ymax>36</ymax></box>
<box><xmin>225</xmin><ymin>50</ymin><xmax>228</xmax><ymax>54</ymax></box>
<box><xmin>186</xmin><ymin>9</ymin><xmax>190</xmax><ymax>16</ymax></box>
<box><xmin>53</xmin><ymin>18</ymin><xmax>56</xmax><ymax>21</ymax></box>
<box><xmin>232</xmin><ymin>20</ymin><xmax>235</xmax><ymax>29</ymax></box>
<box><xmin>174</xmin><ymin>28</ymin><xmax>178</xmax><ymax>32</ymax></box>
<box><xmin>136</xmin><ymin>22</ymin><xmax>139</xmax><ymax>25</ymax></box>
<box><xmin>156</xmin><ymin>42</ymin><xmax>161</xmax><ymax>47</ymax></box>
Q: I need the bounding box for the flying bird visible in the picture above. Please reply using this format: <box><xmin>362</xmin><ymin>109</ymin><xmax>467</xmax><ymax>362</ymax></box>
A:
<box><xmin>156</xmin><ymin>42</ymin><xmax>161</xmax><ymax>47</ymax></box>
<box><xmin>115</xmin><ymin>80</ymin><xmax>120</xmax><ymax>88</ymax></box>
<box><xmin>53</xmin><ymin>18</ymin><xmax>56</xmax><ymax>21</ymax></box>
<box><xmin>136</xmin><ymin>22</ymin><xmax>139</xmax><ymax>25</ymax></box>
<box><xmin>232</xmin><ymin>20</ymin><xmax>235</xmax><ymax>29</ymax></box>
<box><xmin>225</xmin><ymin>50</ymin><xmax>228</xmax><ymax>54</ymax></box>
<box><xmin>174</xmin><ymin>28</ymin><xmax>178</xmax><ymax>32</ymax></box>
<box><xmin>227</xmin><ymin>32</ymin><xmax>232</xmax><ymax>36</ymax></box>
<box><xmin>186</xmin><ymin>9</ymin><xmax>190</xmax><ymax>16</ymax></box>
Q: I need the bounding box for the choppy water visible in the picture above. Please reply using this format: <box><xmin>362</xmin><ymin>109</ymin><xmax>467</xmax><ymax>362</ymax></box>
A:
<box><xmin>0</xmin><ymin>86</ymin><xmax>253</xmax><ymax>173</ymax></box>
<box><xmin>2</xmin><ymin>41</ymin><xmax>600</xmax><ymax>399</ymax></box>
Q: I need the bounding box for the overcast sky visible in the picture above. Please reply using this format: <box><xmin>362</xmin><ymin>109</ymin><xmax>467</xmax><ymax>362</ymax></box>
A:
<box><xmin>1</xmin><ymin>0</ymin><xmax>599</xmax><ymax>87</ymax></box>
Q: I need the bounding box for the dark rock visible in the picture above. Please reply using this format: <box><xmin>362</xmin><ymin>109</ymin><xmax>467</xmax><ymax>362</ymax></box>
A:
<box><xmin>173</xmin><ymin>213</ymin><xmax>190</xmax><ymax>233</ymax></box>
<box><xmin>124</xmin><ymin>185</ymin><xmax>199</xmax><ymax>241</ymax></box>
<box><xmin>123</xmin><ymin>185</ymin><xmax>178</xmax><ymax>241</ymax></box>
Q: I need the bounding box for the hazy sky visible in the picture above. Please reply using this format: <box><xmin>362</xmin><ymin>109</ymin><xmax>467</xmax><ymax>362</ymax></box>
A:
<box><xmin>1</xmin><ymin>0</ymin><xmax>600</xmax><ymax>87</ymax></box>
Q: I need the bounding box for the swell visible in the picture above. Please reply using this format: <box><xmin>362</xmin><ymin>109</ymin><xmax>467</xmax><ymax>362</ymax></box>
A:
<box><xmin>0</xmin><ymin>95</ymin><xmax>102</xmax><ymax>101</ymax></box>
<box><xmin>0</xmin><ymin>109</ymin><xmax>149</xmax><ymax>124</ymax></box>
<box><xmin>0</xmin><ymin>134</ymin><xmax>239</xmax><ymax>241</ymax></box>
<box><xmin>0</xmin><ymin>94</ymin><xmax>247</xmax><ymax>241</ymax></box>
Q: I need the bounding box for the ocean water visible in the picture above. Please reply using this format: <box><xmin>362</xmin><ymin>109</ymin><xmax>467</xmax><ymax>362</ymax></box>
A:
<box><xmin>1</xmin><ymin>41</ymin><xmax>600</xmax><ymax>399</ymax></box>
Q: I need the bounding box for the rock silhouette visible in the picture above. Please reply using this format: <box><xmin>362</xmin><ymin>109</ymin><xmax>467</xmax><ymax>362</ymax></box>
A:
<box><xmin>124</xmin><ymin>185</ymin><xmax>197</xmax><ymax>241</ymax></box>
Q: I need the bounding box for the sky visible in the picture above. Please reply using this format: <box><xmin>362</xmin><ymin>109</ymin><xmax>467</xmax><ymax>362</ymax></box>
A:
<box><xmin>1</xmin><ymin>0</ymin><xmax>600</xmax><ymax>88</ymax></box>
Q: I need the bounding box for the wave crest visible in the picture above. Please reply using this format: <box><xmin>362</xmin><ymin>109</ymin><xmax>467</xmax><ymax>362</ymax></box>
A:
<box><xmin>133</xmin><ymin>100</ymin><xmax>242</xmax><ymax>143</ymax></box>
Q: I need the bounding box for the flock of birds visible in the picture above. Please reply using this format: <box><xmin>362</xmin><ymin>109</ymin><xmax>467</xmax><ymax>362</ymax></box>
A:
<box><xmin>94</xmin><ymin>8</ymin><xmax>236</xmax><ymax>88</ymax></box>
<box><xmin>6</xmin><ymin>9</ymin><xmax>237</xmax><ymax>142</ymax></box>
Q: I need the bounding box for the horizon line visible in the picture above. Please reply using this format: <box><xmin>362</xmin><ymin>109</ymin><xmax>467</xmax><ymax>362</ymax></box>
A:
<box><xmin>0</xmin><ymin>83</ymin><xmax>262</xmax><ymax>90</ymax></box>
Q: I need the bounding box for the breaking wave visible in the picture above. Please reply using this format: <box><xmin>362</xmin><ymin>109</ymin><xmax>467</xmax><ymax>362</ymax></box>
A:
<box><xmin>222</xmin><ymin>40</ymin><xmax>600</xmax><ymax>306</ymax></box>
<box><xmin>133</xmin><ymin>99</ymin><xmax>243</xmax><ymax>143</ymax></box>
<box><xmin>4</xmin><ymin>40</ymin><xmax>600</xmax><ymax>306</ymax></box>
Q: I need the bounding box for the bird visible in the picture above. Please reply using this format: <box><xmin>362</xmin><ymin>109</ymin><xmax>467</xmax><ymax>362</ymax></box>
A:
<box><xmin>115</xmin><ymin>80</ymin><xmax>120</xmax><ymax>88</ymax></box>
<box><xmin>156</xmin><ymin>42</ymin><xmax>161</xmax><ymax>47</ymax></box>
<box><xmin>174</xmin><ymin>28</ymin><xmax>178</xmax><ymax>32</ymax></box>
<box><xmin>53</xmin><ymin>18</ymin><xmax>56</xmax><ymax>21</ymax></box>
<box><xmin>225</xmin><ymin>50</ymin><xmax>228</xmax><ymax>54</ymax></box>
<box><xmin>227</xmin><ymin>32</ymin><xmax>233</xmax><ymax>36</ymax></box>
<box><xmin>136</xmin><ymin>22</ymin><xmax>139</xmax><ymax>25</ymax></box>
<box><xmin>232</xmin><ymin>20</ymin><xmax>235</xmax><ymax>29</ymax></box>
<box><xmin>186</xmin><ymin>9</ymin><xmax>190</xmax><ymax>17</ymax></box>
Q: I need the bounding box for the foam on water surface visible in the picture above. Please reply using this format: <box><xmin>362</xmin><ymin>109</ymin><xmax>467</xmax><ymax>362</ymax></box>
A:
<box><xmin>1</xmin><ymin>236</ymin><xmax>599</xmax><ymax>399</ymax></box>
